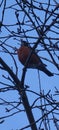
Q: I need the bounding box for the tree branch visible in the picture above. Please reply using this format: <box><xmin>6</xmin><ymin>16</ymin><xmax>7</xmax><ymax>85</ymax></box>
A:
<box><xmin>0</xmin><ymin>57</ymin><xmax>37</xmax><ymax>130</ymax></box>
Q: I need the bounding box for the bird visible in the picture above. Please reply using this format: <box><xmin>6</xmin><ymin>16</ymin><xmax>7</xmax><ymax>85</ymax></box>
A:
<box><xmin>17</xmin><ymin>40</ymin><xmax>53</xmax><ymax>76</ymax></box>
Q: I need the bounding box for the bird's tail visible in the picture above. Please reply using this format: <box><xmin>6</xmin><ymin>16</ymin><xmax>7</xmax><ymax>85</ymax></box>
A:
<box><xmin>43</xmin><ymin>68</ymin><xmax>53</xmax><ymax>76</ymax></box>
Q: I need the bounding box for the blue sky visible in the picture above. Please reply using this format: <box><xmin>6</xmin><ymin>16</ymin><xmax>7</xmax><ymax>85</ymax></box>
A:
<box><xmin>0</xmin><ymin>0</ymin><xmax>59</xmax><ymax>130</ymax></box>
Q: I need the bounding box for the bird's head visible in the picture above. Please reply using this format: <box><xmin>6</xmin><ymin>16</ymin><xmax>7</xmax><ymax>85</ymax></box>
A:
<box><xmin>21</xmin><ymin>39</ymin><xmax>30</xmax><ymax>47</ymax></box>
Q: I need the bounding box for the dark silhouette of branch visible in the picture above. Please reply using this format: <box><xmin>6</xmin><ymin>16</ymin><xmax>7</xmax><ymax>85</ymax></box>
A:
<box><xmin>0</xmin><ymin>57</ymin><xmax>37</xmax><ymax>130</ymax></box>
<box><xmin>0</xmin><ymin>0</ymin><xmax>59</xmax><ymax>130</ymax></box>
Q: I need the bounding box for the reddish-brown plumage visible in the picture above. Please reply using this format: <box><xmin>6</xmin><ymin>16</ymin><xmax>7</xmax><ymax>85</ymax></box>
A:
<box><xmin>17</xmin><ymin>44</ymin><xmax>53</xmax><ymax>76</ymax></box>
<box><xmin>18</xmin><ymin>45</ymin><xmax>40</xmax><ymax>66</ymax></box>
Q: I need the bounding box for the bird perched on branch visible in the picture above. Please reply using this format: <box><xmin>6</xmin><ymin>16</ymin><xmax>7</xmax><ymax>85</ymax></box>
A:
<box><xmin>17</xmin><ymin>40</ymin><xmax>53</xmax><ymax>76</ymax></box>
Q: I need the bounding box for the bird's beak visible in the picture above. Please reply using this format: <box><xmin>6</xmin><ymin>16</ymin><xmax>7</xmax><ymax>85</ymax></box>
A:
<box><xmin>14</xmin><ymin>47</ymin><xmax>18</xmax><ymax>54</ymax></box>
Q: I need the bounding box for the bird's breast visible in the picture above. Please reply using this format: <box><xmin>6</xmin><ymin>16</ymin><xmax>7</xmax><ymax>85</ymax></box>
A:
<box><xmin>18</xmin><ymin>46</ymin><xmax>30</xmax><ymax>65</ymax></box>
